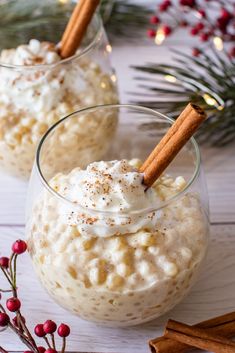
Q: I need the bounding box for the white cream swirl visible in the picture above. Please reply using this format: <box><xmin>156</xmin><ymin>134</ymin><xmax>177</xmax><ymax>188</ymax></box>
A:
<box><xmin>0</xmin><ymin>39</ymin><xmax>74</xmax><ymax>113</ymax></box>
<box><xmin>50</xmin><ymin>160</ymin><xmax>162</xmax><ymax>238</ymax></box>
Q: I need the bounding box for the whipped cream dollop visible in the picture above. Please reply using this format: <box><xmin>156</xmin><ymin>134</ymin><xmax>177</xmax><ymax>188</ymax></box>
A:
<box><xmin>0</xmin><ymin>39</ymin><xmax>76</xmax><ymax>113</ymax></box>
<box><xmin>50</xmin><ymin>160</ymin><xmax>161</xmax><ymax>237</ymax></box>
<box><xmin>0</xmin><ymin>39</ymin><xmax>60</xmax><ymax>66</ymax></box>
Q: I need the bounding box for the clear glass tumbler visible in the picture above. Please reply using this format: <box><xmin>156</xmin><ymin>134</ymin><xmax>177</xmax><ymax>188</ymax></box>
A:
<box><xmin>26</xmin><ymin>104</ymin><xmax>209</xmax><ymax>327</ymax></box>
<box><xmin>0</xmin><ymin>1</ymin><xmax>118</xmax><ymax>179</ymax></box>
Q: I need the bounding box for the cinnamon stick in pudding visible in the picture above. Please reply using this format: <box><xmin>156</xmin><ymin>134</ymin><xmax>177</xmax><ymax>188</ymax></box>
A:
<box><xmin>164</xmin><ymin>319</ymin><xmax>235</xmax><ymax>353</ymax></box>
<box><xmin>149</xmin><ymin>311</ymin><xmax>235</xmax><ymax>353</ymax></box>
<box><xmin>60</xmin><ymin>0</ymin><xmax>86</xmax><ymax>49</ymax></box>
<box><xmin>141</xmin><ymin>103</ymin><xmax>206</xmax><ymax>188</ymax></box>
<box><xmin>60</xmin><ymin>0</ymin><xmax>100</xmax><ymax>59</ymax></box>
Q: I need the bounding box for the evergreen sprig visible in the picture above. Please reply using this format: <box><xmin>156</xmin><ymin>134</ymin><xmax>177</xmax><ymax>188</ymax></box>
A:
<box><xmin>132</xmin><ymin>49</ymin><xmax>235</xmax><ymax>146</ymax></box>
<box><xmin>0</xmin><ymin>0</ymin><xmax>151</xmax><ymax>49</ymax></box>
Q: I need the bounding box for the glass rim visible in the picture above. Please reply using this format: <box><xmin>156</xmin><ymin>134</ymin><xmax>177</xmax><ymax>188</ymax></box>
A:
<box><xmin>0</xmin><ymin>13</ymin><xmax>102</xmax><ymax>70</ymax></box>
<box><xmin>36</xmin><ymin>103</ymin><xmax>201</xmax><ymax>216</ymax></box>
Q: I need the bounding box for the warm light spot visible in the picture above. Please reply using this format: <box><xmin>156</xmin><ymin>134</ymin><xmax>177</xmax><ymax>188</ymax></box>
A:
<box><xmin>164</xmin><ymin>75</ymin><xmax>177</xmax><ymax>83</ymax></box>
<box><xmin>106</xmin><ymin>44</ymin><xmax>112</xmax><ymax>53</ymax></box>
<box><xmin>101</xmin><ymin>82</ymin><xmax>107</xmax><ymax>88</ymax></box>
<box><xmin>203</xmin><ymin>94</ymin><xmax>217</xmax><ymax>106</ymax></box>
<box><xmin>155</xmin><ymin>28</ymin><xmax>165</xmax><ymax>45</ymax></box>
<box><xmin>111</xmin><ymin>74</ymin><xmax>117</xmax><ymax>83</ymax></box>
<box><xmin>58</xmin><ymin>0</ymin><xmax>69</xmax><ymax>3</ymax></box>
<box><xmin>203</xmin><ymin>93</ymin><xmax>223</xmax><ymax>110</ymax></box>
<box><xmin>213</xmin><ymin>36</ymin><xmax>223</xmax><ymax>51</ymax></box>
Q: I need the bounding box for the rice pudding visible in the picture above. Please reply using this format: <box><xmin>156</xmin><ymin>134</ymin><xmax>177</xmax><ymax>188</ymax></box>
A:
<box><xmin>27</xmin><ymin>159</ymin><xmax>209</xmax><ymax>326</ymax></box>
<box><xmin>0</xmin><ymin>39</ymin><xmax>118</xmax><ymax>178</ymax></box>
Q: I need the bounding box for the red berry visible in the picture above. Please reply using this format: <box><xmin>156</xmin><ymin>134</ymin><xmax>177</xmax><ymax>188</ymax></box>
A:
<box><xmin>57</xmin><ymin>323</ymin><xmax>70</xmax><ymax>337</ymax></box>
<box><xmin>159</xmin><ymin>1</ymin><xmax>169</xmax><ymax>12</ymax></box>
<box><xmin>44</xmin><ymin>350</ymin><xmax>57</xmax><ymax>353</ymax></box>
<box><xmin>147</xmin><ymin>29</ymin><xmax>156</xmax><ymax>38</ymax></box>
<box><xmin>190</xmin><ymin>27</ymin><xmax>199</xmax><ymax>36</ymax></box>
<box><xmin>192</xmin><ymin>47</ymin><xmax>201</xmax><ymax>57</ymax></box>
<box><xmin>6</xmin><ymin>297</ymin><xmax>21</xmax><ymax>312</ymax></box>
<box><xmin>179</xmin><ymin>0</ymin><xmax>196</xmax><ymax>7</ymax></box>
<box><xmin>196</xmin><ymin>22</ymin><xmax>204</xmax><ymax>31</ymax></box>
<box><xmin>229</xmin><ymin>46</ymin><xmax>235</xmax><ymax>57</ymax></box>
<box><xmin>0</xmin><ymin>313</ymin><xmax>10</xmax><ymax>327</ymax></box>
<box><xmin>180</xmin><ymin>20</ymin><xmax>188</xmax><ymax>27</ymax></box>
<box><xmin>12</xmin><ymin>240</ymin><xmax>27</xmax><ymax>254</ymax></box>
<box><xmin>220</xmin><ymin>8</ymin><xmax>232</xmax><ymax>20</ymax></box>
<box><xmin>150</xmin><ymin>16</ymin><xmax>160</xmax><ymax>25</ymax></box>
<box><xmin>198</xmin><ymin>9</ymin><xmax>206</xmax><ymax>18</ymax></box>
<box><xmin>12</xmin><ymin>315</ymin><xmax>26</xmax><ymax>327</ymax></box>
<box><xmin>43</xmin><ymin>320</ymin><xmax>57</xmax><ymax>334</ymax></box>
<box><xmin>24</xmin><ymin>351</ymin><xmax>34</xmax><ymax>353</ymax></box>
<box><xmin>0</xmin><ymin>257</ymin><xmax>9</xmax><ymax>268</ymax></box>
<box><xmin>37</xmin><ymin>347</ymin><xmax>46</xmax><ymax>353</ymax></box>
<box><xmin>200</xmin><ymin>32</ymin><xmax>209</xmax><ymax>41</ymax></box>
<box><xmin>34</xmin><ymin>324</ymin><xmax>46</xmax><ymax>337</ymax></box>
<box><xmin>162</xmin><ymin>25</ymin><xmax>172</xmax><ymax>36</ymax></box>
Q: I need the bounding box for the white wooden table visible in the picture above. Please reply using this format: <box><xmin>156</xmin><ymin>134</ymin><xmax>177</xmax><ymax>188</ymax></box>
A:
<box><xmin>0</xmin><ymin>43</ymin><xmax>235</xmax><ymax>352</ymax></box>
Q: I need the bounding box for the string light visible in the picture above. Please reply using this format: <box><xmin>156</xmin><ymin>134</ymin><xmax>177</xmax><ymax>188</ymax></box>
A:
<box><xmin>111</xmin><ymin>74</ymin><xmax>117</xmax><ymax>83</ymax></box>
<box><xmin>164</xmin><ymin>75</ymin><xmax>177</xmax><ymax>83</ymax></box>
<box><xmin>155</xmin><ymin>28</ymin><xmax>166</xmax><ymax>45</ymax></box>
<box><xmin>106</xmin><ymin>44</ymin><xmax>112</xmax><ymax>53</ymax></box>
<box><xmin>213</xmin><ymin>37</ymin><xmax>223</xmax><ymax>51</ymax></box>
<box><xmin>203</xmin><ymin>93</ymin><xmax>224</xmax><ymax>110</ymax></box>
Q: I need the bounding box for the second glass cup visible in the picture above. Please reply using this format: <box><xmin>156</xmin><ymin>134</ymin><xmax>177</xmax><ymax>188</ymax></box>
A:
<box><xmin>0</xmin><ymin>5</ymin><xmax>118</xmax><ymax>179</ymax></box>
<box><xmin>26</xmin><ymin>104</ymin><xmax>209</xmax><ymax>327</ymax></box>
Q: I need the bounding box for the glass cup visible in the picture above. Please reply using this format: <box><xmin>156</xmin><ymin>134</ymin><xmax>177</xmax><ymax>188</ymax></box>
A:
<box><xmin>0</xmin><ymin>1</ymin><xmax>118</xmax><ymax>179</ymax></box>
<box><xmin>26</xmin><ymin>104</ymin><xmax>210</xmax><ymax>327</ymax></box>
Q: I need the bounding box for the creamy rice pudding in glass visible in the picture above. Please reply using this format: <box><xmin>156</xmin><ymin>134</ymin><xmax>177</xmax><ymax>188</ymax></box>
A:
<box><xmin>0</xmin><ymin>9</ymin><xmax>118</xmax><ymax>179</ymax></box>
<box><xmin>26</xmin><ymin>105</ymin><xmax>209</xmax><ymax>327</ymax></box>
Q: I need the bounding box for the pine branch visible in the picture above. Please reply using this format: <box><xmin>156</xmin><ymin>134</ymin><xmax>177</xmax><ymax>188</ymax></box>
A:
<box><xmin>0</xmin><ymin>0</ymin><xmax>151</xmax><ymax>49</ymax></box>
<box><xmin>131</xmin><ymin>51</ymin><xmax>235</xmax><ymax>147</ymax></box>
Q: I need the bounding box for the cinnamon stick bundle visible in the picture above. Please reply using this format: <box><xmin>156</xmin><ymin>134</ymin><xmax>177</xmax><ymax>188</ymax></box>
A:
<box><xmin>149</xmin><ymin>312</ymin><xmax>235</xmax><ymax>353</ymax></box>
<box><xmin>165</xmin><ymin>319</ymin><xmax>235</xmax><ymax>353</ymax></box>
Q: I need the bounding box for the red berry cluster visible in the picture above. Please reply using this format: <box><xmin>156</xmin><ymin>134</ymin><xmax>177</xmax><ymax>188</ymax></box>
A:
<box><xmin>0</xmin><ymin>239</ymin><xmax>71</xmax><ymax>353</ymax></box>
<box><xmin>147</xmin><ymin>0</ymin><xmax>235</xmax><ymax>57</ymax></box>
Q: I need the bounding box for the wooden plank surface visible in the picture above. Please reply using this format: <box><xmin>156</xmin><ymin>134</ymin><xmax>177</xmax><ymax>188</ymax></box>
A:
<box><xmin>0</xmin><ymin>224</ymin><xmax>235</xmax><ymax>352</ymax></box>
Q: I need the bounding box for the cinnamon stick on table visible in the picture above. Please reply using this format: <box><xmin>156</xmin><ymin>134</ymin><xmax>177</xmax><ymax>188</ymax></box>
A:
<box><xmin>149</xmin><ymin>311</ymin><xmax>235</xmax><ymax>353</ymax></box>
<box><xmin>165</xmin><ymin>319</ymin><xmax>235</xmax><ymax>353</ymax></box>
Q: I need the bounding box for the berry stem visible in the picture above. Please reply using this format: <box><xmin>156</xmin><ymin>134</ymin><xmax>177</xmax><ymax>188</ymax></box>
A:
<box><xmin>43</xmin><ymin>336</ymin><xmax>52</xmax><ymax>349</ymax></box>
<box><xmin>61</xmin><ymin>337</ymin><xmax>66</xmax><ymax>353</ymax></box>
<box><xmin>13</xmin><ymin>254</ymin><xmax>18</xmax><ymax>292</ymax></box>
<box><xmin>0</xmin><ymin>289</ymin><xmax>12</xmax><ymax>293</ymax></box>
<box><xmin>18</xmin><ymin>312</ymin><xmax>39</xmax><ymax>353</ymax></box>
<box><xmin>8</xmin><ymin>322</ymin><xmax>35</xmax><ymax>352</ymax></box>
<box><xmin>0</xmin><ymin>347</ymin><xmax>8</xmax><ymax>353</ymax></box>
<box><xmin>0</xmin><ymin>304</ymin><xmax>6</xmax><ymax>313</ymax></box>
<box><xmin>0</xmin><ymin>267</ymin><xmax>13</xmax><ymax>288</ymax></box>
<box><xmin>51</xmin><ymin>333</ymin><xmax>56</xmax><ymax>350</ymax></box>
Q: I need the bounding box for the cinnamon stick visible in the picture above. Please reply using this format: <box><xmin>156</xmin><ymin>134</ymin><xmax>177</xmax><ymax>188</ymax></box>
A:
<box><xmin>60</xmin><ymin>0</ymin><xmax>100</xmax><ymax>58</ymax></box>
<box><xmin>140</xmin><ymin>103</ymin><xmax>194</xmax><ymax>173</ymax></box>
<box><xmin>60</xmin><ymin>0</ymin><xmax>86</xmax><ymax>49</ymax></box>
<box><xmin>141</xmin><ymin>103</ymin><xmax>206</xmax><ymax>188</ymax></box>
<box><xmin>149</xmin><ymin>311</ymin><xmax>235</xmax><ymax>353</ymax></box>
<box><xmin>165</xmin><ymin>319</ymin><xmax>235</xmax><ymax>353</ymax></box>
